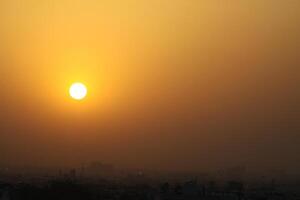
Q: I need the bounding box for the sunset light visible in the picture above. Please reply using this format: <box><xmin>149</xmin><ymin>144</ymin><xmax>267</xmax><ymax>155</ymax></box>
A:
<box><xmin>0</xmin><ymin>0</ymin><xmax>299</xmax><ymax>197</ymax></box>
<box><xmin>69</xmin><ymin>82</ymin><xmax>87</xmax><ymax>100</ymax></box>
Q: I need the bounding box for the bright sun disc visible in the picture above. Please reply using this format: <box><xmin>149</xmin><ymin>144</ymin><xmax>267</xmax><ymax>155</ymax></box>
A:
<box><xmin>69</xmin><ymin>83</ymin><xmax>87</xmax><ymax>100</ymax></box>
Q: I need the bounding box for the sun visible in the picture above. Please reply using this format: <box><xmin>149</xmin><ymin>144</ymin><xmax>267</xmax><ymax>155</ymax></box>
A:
<box><xmin>69</xmin><ymin>82</ymin><xmax>87</xmax><ymax>100</ymax></box>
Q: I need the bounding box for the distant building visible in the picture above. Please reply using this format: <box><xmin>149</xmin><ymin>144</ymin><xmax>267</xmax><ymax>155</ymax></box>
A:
<box><xmin>85</xmin><ymin>161</ymin><xmax>115</xmax><ymax>177</ymax></box>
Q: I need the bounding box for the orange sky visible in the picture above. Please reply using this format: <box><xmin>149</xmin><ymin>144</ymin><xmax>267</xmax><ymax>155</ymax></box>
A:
<box><xmin>0</xmin><ymin>0</ymin><xmax>299</xmax><ymax>172</ymax></box>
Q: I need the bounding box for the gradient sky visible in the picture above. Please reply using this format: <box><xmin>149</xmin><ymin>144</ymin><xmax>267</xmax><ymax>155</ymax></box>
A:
<box><xmin>0</xmin><ymin>0</ymin><xmax>299</xmax><ymax>173</ymax></box>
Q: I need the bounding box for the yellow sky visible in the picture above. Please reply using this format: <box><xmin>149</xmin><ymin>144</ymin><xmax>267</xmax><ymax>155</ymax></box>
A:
<box><xmin>0</xmin><ymin>0</ymin><xmax>299</xmax><ymax>170</ymax></box>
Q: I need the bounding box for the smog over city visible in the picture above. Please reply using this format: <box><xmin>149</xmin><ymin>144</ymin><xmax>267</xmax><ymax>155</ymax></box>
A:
<box><xmin>0</xmin><ymin>1</ymin><xmax>299</xmax><ymax>199</ymax></box>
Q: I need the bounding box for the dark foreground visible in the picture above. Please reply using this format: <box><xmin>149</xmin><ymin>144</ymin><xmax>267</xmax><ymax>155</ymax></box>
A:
<box><xmin>1</xmin><ymin>178</ymin><xmax>300</xmax><ymax>200</ymax></box>
<box><xmin>1</xmin><ymin>168</ymin><xmax>300</xmax><ymax>200</ymax></box>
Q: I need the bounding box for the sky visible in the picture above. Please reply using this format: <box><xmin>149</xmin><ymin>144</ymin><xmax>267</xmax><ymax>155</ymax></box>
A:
<box><xmin>0</xmin><ymin>0</ymin><xmax>299</xmax><ymax>173</ymax></box>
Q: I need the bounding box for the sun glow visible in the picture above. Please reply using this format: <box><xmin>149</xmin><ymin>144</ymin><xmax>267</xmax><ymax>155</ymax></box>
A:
<box><xmin>69</xmin><ymin>83</ymin><xmax>87</xmax><ymax>100</ymax></box>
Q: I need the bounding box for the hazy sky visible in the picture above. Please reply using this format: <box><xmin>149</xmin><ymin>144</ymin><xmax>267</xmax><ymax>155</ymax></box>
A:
<box><xmin>0</xmin><ymin>0</ymin><xmax>299</xmax><ymax>172</ymax></box>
